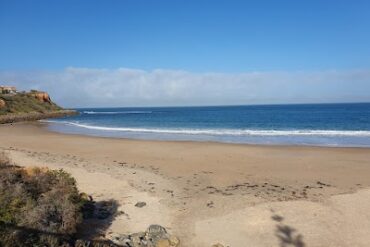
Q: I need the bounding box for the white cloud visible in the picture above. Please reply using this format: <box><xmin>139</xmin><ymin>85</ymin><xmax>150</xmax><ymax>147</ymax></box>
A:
<box><xmin>0</xmin><ymin>67</ymin><xmax>369</xmax><ymax>108</ymax></box>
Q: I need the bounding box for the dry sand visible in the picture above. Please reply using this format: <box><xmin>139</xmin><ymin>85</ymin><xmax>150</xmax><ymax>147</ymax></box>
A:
<box><xmin>1</xmin><ymin>122</ymin><xmax>370</xmax><ymax>246</ymax></box>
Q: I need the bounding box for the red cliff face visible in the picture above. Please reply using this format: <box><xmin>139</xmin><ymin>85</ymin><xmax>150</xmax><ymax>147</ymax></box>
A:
<box><xmin>0</xmin><ymin>99</ymin><xmax>5</xmax><ymax>108</ymax></box>
<box><xmin>31</xmin><ymin>92</ymin><xmax>51</xmax><ymax>103</ymax></box>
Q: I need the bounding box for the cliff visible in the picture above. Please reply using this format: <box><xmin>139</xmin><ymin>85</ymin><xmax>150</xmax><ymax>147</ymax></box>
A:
<box><xmin>29</xmin><ymin>91</ymin><xmax>52</xmax><ymax>103</ymax></box>
<box><xmin>0</xmin><ymin>90</ymin><xmax>77</xmax><ymax>124</ymax></box>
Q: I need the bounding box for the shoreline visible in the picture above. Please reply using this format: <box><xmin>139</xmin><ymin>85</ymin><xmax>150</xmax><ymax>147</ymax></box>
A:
<box><xmin>2</xmin><ymin>122</ymin><xmax>370</xmax><ymax>188</ymax></box>
<box><xmin>42</xmin><ymin>121</ymin><xmax>370</xmax><ymax>149</ymax></box>
<box><xmin>2</xmin><ymin>122</ymin><xmax>370</xmax><ymax>246</ymax></box>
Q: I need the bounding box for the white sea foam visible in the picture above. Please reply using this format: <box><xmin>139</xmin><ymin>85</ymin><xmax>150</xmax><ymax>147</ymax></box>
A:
<box><xmin>41</xmin><ymin>120</ymin><xmax>370</xmax><ymax>137</ymax></box>
<box><xmin>83</xmin><ymin>111</ymin><xmax>152</xmax><ymax>115</ymax></box>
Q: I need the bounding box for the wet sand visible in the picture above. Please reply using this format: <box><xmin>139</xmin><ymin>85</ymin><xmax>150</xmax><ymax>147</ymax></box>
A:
<box><xmin>1</xmin><ymin>122</ymin><xmax>370</xmax><ymax>246</ymax></box>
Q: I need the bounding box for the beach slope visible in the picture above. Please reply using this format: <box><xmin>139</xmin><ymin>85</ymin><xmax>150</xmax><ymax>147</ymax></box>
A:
<box><xmin>1</xmin><ymin>123</ymin><xmax>370</xmax><ymax>246</ymax></box>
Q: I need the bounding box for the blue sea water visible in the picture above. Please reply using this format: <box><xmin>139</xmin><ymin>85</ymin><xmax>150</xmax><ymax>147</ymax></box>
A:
<box><xmin>44</xmin><ymin>103</ymin><xmax>370</xmax><ymax>147</ymax></box>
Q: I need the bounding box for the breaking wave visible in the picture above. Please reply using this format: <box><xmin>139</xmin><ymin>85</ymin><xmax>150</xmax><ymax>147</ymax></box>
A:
<box><xmin>41</xmin><ymin>120</ymin><xmax>370</xmax><ymax>137</ymax></box>
<box><xmin>83</xmin><ymin>111</ymin><xmax>152</xmax><ymax>115</ymax></box>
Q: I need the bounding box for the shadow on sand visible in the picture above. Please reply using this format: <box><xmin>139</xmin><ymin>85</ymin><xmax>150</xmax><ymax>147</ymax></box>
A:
<box><xmin>272</xmin><ymin>214</ymin><xmax>306</xmax><ymax>247</ymax></box>
<box><xmin>77</xmin><ymin>199</ymin><xmax>121</xmax><ymax>240</ymax></box>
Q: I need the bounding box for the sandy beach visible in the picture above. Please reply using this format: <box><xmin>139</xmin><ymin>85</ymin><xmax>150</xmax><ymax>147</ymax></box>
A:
<box><xmin>1</xmin><ymin>122</ymin><xmax>370</xmax><ymax>246</ymax></box>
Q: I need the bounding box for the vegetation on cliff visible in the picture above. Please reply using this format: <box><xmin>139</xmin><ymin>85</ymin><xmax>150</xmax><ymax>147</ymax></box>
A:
<box><xmin>0</xmin><ymin>91</ymin><xmax>62</xmax><ymax>115</ymax></box>
<box><xmin>0</xmin><ymin>90</ymin><xmax>78</xmax><ymax>124</ymax></box>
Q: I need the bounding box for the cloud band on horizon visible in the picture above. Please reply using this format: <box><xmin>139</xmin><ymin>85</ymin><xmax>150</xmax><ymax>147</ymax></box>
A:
<box><xmin>0</xmin><ymin>67</ymin><xmax>369</xmax><ymax>108</ymax></box>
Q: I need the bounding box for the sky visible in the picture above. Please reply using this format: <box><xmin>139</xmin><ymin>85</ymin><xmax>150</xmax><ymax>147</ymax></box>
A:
<box><xmin>0</xmin><ymin>0</ymin><xmax>370</xmax><ymax>107</ymax></box>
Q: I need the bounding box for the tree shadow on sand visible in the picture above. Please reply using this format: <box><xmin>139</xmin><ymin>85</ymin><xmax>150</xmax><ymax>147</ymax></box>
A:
<box><xmin>272</xmin><ymin>214</ymin><xmax>305</xmax><ymax>247</ymax></box>
<box><xmin>77</xmin><ymin>199</ymin><xmax>121</xmax><ymax>240</ymax></box>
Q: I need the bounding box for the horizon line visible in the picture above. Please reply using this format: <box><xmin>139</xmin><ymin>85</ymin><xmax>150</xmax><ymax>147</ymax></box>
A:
<box><xmin>71</xmin><ymin>101</ymin><xmax>370</xmax><ymax>109</ymax></box>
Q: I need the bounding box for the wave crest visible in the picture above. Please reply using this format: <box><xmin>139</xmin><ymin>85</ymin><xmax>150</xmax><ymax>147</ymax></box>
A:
<box><xmin>83</xmin><ymin>111</ymin><xmax>152</xmax><ymax>115</ymax></box>
<box><xmin>41</xmin><ymin>120</ymin><xmax>370</xmax><ymax>137</ymax></box>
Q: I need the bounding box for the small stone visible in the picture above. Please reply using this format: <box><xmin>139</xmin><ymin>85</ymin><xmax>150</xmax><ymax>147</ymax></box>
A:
<box><xmin>211</xmin><ymin>244</ymin><xmax>225</xmax><ymax>247</ymax></box>
<box><xmin>135</xmin><ymin>201</ymin><xmax>147</xmax><ymax>208</ymax></box>
<box><xmin>156</xmin><ymin>239</ymin><xmax>171</xmax><ymax>247</ymax></box>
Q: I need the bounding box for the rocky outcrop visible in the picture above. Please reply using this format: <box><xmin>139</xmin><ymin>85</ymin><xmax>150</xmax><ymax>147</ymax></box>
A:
<box><xmin>0</xmin><ymin>99</ymin><xmax>5</xmax><ymax>108</ymax></box>
<box><xmin>108</xmin><ymin>225</ymin><xmax>180</xmax><ymax>247</ymax></box>
<box><xmin>0</xmin><ymin>88</ymin><xmax>78</xmax><ymax>124</ymax></box>
<box><xmin>30</xmin><ymin>91</ymin><xmax>51</xmax><ymax>103</ymax></box>
<box><xmin>0</xmin><ymin>110</ymin><xmax>78</xmax><ymax>124</ymax></box>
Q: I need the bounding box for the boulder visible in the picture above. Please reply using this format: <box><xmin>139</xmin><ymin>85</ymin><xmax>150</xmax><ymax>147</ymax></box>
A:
<box><xmin>146</xmin><ymin>224</ymin><xmax>168</xmax><ymax>243</ymax></box>
<box><xmin>147</xmin><ymin>225</ymin><xmax>167</xmax><ymax>236</ymax></box>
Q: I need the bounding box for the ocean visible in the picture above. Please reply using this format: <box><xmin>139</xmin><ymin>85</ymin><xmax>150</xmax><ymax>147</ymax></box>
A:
<box><xmin>44</xmin><ymin>103</ymin><xmax>370</xmax><ymax>147</ymax></box>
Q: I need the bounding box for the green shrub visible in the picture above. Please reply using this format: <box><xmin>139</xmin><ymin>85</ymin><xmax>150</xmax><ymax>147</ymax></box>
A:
<box><xmin>0</xmin><ymin>153</ymin><xmax>85</xmax><ymax>236</ymax></box>
<box><xmin>0</xmin><ymin>153</ymin><xmax>122</xmax><ymax>246</ymax></box>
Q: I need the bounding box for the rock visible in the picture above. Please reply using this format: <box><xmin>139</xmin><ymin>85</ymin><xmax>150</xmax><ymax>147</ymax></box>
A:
<box><xmin>156</xmin><ymin>239</ymin><xmax>171</xmax><ymax>247</ymax></box>
<box><xmin>0</xmin><ymin>99</ymin><xmax>5</xmax><ymax>108</ymax></box>
<box><xmin>146</xmin><ymin>225</ymin><xmax>169</xmax><ymax>245</ymax></box>
<box><xmin>147</xmin><ymin>225</ymin><xmax>167</xmax><ymax>235</ymax></box>
<box><xmin>146</xmin><ymin>225</ymin><xmax>167</xmax><ymax>239</ymax></box>
<box><xmin>107</xmin><ymin>225</ymin><xmax>179</xmax><ymax>247</ymax></box>
<box><xmin>30</xmin><ymin>91</ymin><xmax>51</xmax><ymax>103</ymax></box>
<box><xmin>135</xmin><ymin>201</ymin><xmax>147</xmax><ymax>208</ymax></box>
<box><xmin>168</xmin><ymin>235</ymin><xmax>180</xmax><ymax>246</ymax></box>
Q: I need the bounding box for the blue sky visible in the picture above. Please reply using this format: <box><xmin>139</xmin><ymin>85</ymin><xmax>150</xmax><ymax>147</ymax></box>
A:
<box><xmin>0</xmin><ymin>0</ymin><xmax>370</xmax><ymax>107</ymax></box>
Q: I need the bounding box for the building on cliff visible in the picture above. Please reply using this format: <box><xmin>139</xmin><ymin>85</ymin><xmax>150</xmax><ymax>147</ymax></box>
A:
<box><xmin>0</xmin><ymin>86</ymin><xmax>17</xmax><ymax>94</ymax></box>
